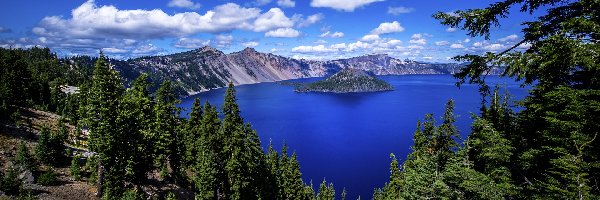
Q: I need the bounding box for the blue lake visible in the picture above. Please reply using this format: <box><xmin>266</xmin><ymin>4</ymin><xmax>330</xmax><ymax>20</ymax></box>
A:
<box><xmin>178</xmin><ymin>75</ymin><xmax>529</xmax><ymax>199</ymax></box>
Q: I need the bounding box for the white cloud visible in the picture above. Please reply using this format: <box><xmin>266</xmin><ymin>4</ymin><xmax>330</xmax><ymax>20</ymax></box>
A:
<box><xmin>330</xmin><ymin>43</ymin><xmax>347</xmax><ymax>49</ymax></box>
<box><xmin>387</xmin><ymin>6</ymin><xmax>414</xmax><ymax>15</ymax></box>
<box><xmin>446</xmin><ymin>27</ymin><xmax>457</xmax><ymax>32</ymax></box>
<box><xmin>277</xmin><ymin>0</ymin><xmax>296</xmax><ymax>8</ymax></box>
<box><xmin>253</xmin><ymin>8</ymin><xmax>295</xmax><ymax>32</ymax></box>
<box><xmin>319</xmin><ymin>31</ymin><xmax>344</xmax><ymax>38</ymax></box>
<box><xmin>516</xmin><ymin>42</ymin><xmax>532</xmax><ymax>49</ymax></box>
<box><xmin>295</xmin><ymin>13</ymin><xmax>324</xmax><ymax>28</ymax></box>
<box><xmin>435</xmin><ymin>41</ymin><xmax>449</xmax><ymax>46</ymax></box>
<box><xmin>215</xmin><ymin>34</ymin><xmax>234</xmax><ymax>48</ymax></box>
<box><xmin>407</xmin><ymin>45</ymin><xmax>424</xmax><ymax>49</ymax></box>
<box><xmin>310</xmin><ymin>0</ymin><xmax>384</xmax><ymax>12</ymax></box>
<box><xmin>292</xmin><ymin>44</ymin><xmax>337</xmax><ymax>53</ymax></box>
<box><xmin>242</xmin><ymin>41</ymin><xmax>259</xmax><ymax>47</ymax></box>
<box><xmin>498</xmin><ymin>34</ymin><xmax>519</xmax><ymax>42</ymax></box>
<box><xmin>33</xmin><ymin>1</ymin><xmax>302</xmax><ymax>41</ymax></box>
<box><xmin>463</xmin><ymin>38</ymin><xmax>470</xmax><ymax>43</ymax></box>
<box><xmin>409</xmin><ymin>34</ymin><xmax>427</xmax><ymax>45</ymax></box>
<box><xmin>174</xmin><ymin>38</ymin><xmax>211</xmax><ymax>49</ymax></box>
<box><xmin>450</xmin><ymin>43</ymin><xmax>464</xmax><ymax>49</ymax></box>
<box><xmin>482</xmin><ymin>43</ymin><xmax>505</xmax><ymax>51</ymax></box>
<box><xmin>265</xmin><ymin>28</ymin><xmax>300</xmax><ymax>37</ymax></box>
<box><xmin>370</xmin><ymin>21</ymin><xmax>405</xmax><ymax>35</ymax></box>
<box><xmin>473</xmin><ymin>41</ymin><xmax>483</xmax><ymax>47</ymax></box>
<box><xmin>168</xmin><ymin>0</ymin><xmax>201</xmax><ymax>10</ymax></box>
<box><xmin>422</xmin><ymin>56</ymin><xmax>433</xmax><ymax>60</ymax></box>
<box><xmin>102</xmin><ymin>47</ymin><xmax>128</xmax><ymax>53</ymax></box>
<box><xmin>361</xmin><ymin>34</ymin><xmax>380</xmax><ymax>41</ymax></box>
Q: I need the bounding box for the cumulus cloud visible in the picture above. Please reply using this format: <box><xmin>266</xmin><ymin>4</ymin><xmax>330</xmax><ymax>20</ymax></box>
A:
<box><xmin>265</xmin><ymin>28</ymin><xmax>300</xmax><ymax>37</ymax></box>
<box><xmin>319</xmin><ymin>31</ymin><xmax>344</xmax><ymax>38</ymax></box>
<box><xmin>174</xmin><ymin>38</ymin><xmax>211</xmax><ymax>49</ymax></box>
<box><xmin>370</xmin><ymin>21</ymin><xmax>405</xmax><ymax>35</ymax></box>
<box><xmin>277</xmin><ymin>0</ymin><xmax>296</xmax><ymax>8</ymax></box>
<box><xmin>435</xmin><ymin>41</ymin><xmax>449</xmax><ymax>46</ymax></box>
<box><xmin>446</xmin><ymin>27</ymin><xmax>457</xmax><ymax>32</ymax></box>
<box><xmin>168</xmin><ymin>0</ymin><xmax>201</xmax><ymax>10</ymax></box>
<box><xmin>215</xmin><ymin>34</ymin><xmax>234</xmax><ymax>48</ymax></box>
<box><xmin>310</xmin><ymin>0</ymin><xmax>384</xmax><ymax>12</ymax></box>
<box><xmin>242</xmin><ymin>41</ymin><xmax>259</xmax><ymax>47</ymax></box>
<box><xmin>361</xmin><ymin>34</ymin><xmax>380</xmax><ymax>41</ymax></box>
<box><xmin>409</xmin><ymin>34</ymin><xmax>427</xmax><ymax>45</ymax></box>
<box><xmin>450</xmin><ymin>43</ymin><xmax>464</xmax><ymax>49</ymax></box>
<box><xmin>253</xmin><ymin>8</ymin><xmax>295</xmax><ymax>32</ymax></box>
<box><xmin>387</xmin><ymin>6</ymin><xmax>414</xmax><ymax>15</ymax></box>
<box><xmin>292</xmin><ymin>44</ymin><xmax>338</xmax><ymax>53</ymax></box>
<box><xmin>33</xmin><ymin>0</ymin><xmax>300</xmax><ymax>41</ymax></box>
<box><xmin>295</xmin><ymin>13</ymin><xmax>324</xmax><ymax>28</ymax></box>
<box><xmin>482</xmin><ymin>43</ymin><xmax>505</xmax><ymax>51</ymax></box>
<box><xmin>498</xmin><ymin>34</ymin><xmax>519</xmax><ymax>42</ymax></box>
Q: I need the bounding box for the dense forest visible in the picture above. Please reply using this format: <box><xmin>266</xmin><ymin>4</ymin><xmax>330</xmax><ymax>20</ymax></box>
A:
<box><xmin>1</xmin><ymin>0</ymin><xmax>599</xmax><ymax>199</ymax></box>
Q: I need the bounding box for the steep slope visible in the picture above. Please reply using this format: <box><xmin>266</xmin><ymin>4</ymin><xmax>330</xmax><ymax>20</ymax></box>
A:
<box><xmin>297</xmin><ymin>68</ymin><xmax>393</xmax><ymax>93</ymax></box>
<box><xmin>112</xmin><ymin>46</ymin><xmax>480</xmax><ymax>96</ymax></box>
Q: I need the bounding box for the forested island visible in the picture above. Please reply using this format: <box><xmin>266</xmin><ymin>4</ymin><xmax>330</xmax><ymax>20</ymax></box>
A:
<box><xmin>296</xmin><ymin>68</ymin><xmax>393</xmax><ymax>93</ymax></box>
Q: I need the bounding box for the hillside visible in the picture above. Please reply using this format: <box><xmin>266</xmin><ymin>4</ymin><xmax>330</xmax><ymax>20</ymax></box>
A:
<box><xmin>297</xmin><ymin>68</ymin><xmax>393</xmax><ymax>93</ymax></box>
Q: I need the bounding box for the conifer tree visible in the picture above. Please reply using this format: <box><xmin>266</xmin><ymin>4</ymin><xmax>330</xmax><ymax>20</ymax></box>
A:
<box><xmin>117</xmin><ymin>73</ymin><xmax>154</xmax><ymax>185</ymax></box>
<box><xmin>15</xmin><ymin>141</ymin><xmax>33</xmax><ymax>171</ymax></box>
<box><xmin>153</xmin><ymin>80</ymin><xmax>181</xmax><ymax>178</ymax></box>
<box><xmin>81</xmin><ymin>52</ymin><xmax>125</xmax><ymax>198</ymax></box>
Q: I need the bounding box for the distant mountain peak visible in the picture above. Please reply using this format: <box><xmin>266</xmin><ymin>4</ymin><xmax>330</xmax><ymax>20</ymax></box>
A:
<box><xmin>241</xmin><ymin>47</ymin><xmax>258</xmax><ymax>54</ymax></box>
<box><xmin>196</xmin><ymin>46</ymin><xmax>224</xmax><ymax>55</ymax></box>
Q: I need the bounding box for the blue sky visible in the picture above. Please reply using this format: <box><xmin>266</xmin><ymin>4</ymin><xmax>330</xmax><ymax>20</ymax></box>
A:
<box><xmin>0</xmin><ymin>0</ymin><xmax>538</xmax><ymax>62</ymax></box>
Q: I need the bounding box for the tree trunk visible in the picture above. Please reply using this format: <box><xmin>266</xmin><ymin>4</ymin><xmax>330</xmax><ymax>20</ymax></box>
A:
<box><xmin>96</xmin><ymin>162</ymin><xmax>105</xmax><ymax>197</ymax></box>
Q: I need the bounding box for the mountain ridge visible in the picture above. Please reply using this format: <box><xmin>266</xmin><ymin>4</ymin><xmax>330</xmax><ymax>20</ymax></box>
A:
<box><xmin>108</xmin><ymin>46</ymin><xmax>496</xmax><ymax>96</ymax></box>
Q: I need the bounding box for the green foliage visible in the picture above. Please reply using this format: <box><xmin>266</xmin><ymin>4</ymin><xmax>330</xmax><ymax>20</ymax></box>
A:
<box><xmin>14</xmin><ymin>141</ymin><xmax>34</xmax><ymax>171</ymax></box>
<box><xmin>153</xmin><ymin>80</ymin><xmax>181</xmax><ymax>178</ymax></box>
<box><xmin>37</xmin><ymin>168</ymin><xmax>58</xmax><ymax>186</ymax></box>
<box><xmin>70</xmin><ymin>154</ymin><xmax>82</xmax><ymax>181</ymax></box>
<box><xmin>34</xmin><ymin>125</ymin><xmax>66</xmax><ymax>165</ymax></box>
<box><xmin>119</xmin><ymin>189</ymin><xmax>145</xmax><ymax>200</ymax></box>
<box><xmin>316</xmin><ymin>179</ymin><xmax>335</xmax><ymax>200</ymax></box>
<box><xmin>85</xmin><ymin>155</ymin><xmax>99</xmax><ymax>184</ymax></box>
<box><xmin>0</xmin><ymin>166</ymin><xmax>22</xmax><ymax>195</ymax></box>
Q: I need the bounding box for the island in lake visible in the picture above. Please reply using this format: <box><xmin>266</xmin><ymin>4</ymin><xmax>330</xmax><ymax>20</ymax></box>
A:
<box><xmin>295</xmin><ymin>68</ymin><xmax>394</xmax><ymax>93</ymax></box>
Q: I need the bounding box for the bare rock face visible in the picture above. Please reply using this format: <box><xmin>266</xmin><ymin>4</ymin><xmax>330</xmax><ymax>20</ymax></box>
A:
<box><xmin>117</xmin><ymin>46</ymin><xmax>473</xmax><ymax>96</ymax></box>
<box><xmin>19</xmin><ymin>170</ymin><xmax>34</xmax><ymax>185</ymax></box>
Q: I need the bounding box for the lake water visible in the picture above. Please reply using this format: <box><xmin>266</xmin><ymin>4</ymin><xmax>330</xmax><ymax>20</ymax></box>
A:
<box><xmin>179</xmin><ymin>75</ymin><xmax>529</xmax><ymax>199</ymax></box>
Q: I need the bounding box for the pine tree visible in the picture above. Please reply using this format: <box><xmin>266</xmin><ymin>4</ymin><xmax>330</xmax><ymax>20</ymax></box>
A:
<box><xmin>153</xmin><ymin>80</ymin><xmax>181</xmax><ymax>178</ymax></box>
<box><xmin>81</xmin><ymin>52</ymin><xmax>125</xmax><ymax>198</ymax></box>
<box><xmin>316</xmin><ymin>179</ymin><xmax>335</xmax><ymax>200</ymax></box>
<box><xmin>35</xmin><ymin>125</ymin><xmax>52</xmax><ymax>165</ymax></box>
<box><xmin>14</xmin><ymin>141</ymin><xmax>34</xmax><ymax>171</ymax></box>
<box><xmin>117</xmin><ymin>73</ymin><xmax>154</xmax><ymax>185</ymax></box>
